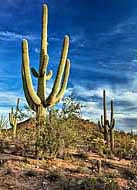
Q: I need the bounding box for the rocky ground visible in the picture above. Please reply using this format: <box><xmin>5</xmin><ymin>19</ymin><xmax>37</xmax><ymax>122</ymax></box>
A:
<box><xmin>0</xmin><ymin>149</ymin><xmax>130</xmax><ymax>190</ymax></box>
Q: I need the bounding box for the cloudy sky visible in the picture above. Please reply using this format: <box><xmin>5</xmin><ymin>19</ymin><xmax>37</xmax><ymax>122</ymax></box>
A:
<box><xmin>0</xmin><ymin>0</ymin><xmax>137</xmax><ymax>131</ymax></box>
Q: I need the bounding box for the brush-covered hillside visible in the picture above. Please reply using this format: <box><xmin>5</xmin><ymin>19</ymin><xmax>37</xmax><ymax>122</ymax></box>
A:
<box><xmin>0</xmin><ymin>95</ymin><xmax>137</xmax><ymax>190</ymax></box>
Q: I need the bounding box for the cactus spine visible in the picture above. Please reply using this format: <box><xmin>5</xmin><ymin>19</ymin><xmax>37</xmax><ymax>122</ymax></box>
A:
<box><xmin>9</xmin><ymin>98</ymin><xmax>20</xmax><ymax>138</ymax></box>
<box><xmin>108</xmin><ymin>100</ymin><xmax>115</xmax><ymax>151</ymax></box>
<box><xmin>98</xmin><ymin>90</ymin><xmax>115</xmax><ymax>151</ymax></box>
<box><xmin>22</xmin><ymin>4</ymin><xmax>70</xmax><ymax>122</ymax></box>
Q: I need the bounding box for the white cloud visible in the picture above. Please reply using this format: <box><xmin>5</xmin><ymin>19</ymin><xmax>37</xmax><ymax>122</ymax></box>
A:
<box><xmin>0</xmin><ymin>31</ymin><xmax>36</xmax><ymax>41</ymax></box>
<box><xmin>72</xmin><ymin>81</ymin><xmax>137</xmax><ymax>131</ymax></box>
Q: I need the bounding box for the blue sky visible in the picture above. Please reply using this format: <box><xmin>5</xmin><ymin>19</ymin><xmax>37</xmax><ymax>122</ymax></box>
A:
<box><xmin>0</xmin><ymin>0</ymin><xmax>137</xmax><ymax>132</ymax></box>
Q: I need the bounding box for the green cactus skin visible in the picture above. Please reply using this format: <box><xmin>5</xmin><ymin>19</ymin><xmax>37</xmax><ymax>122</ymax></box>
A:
<box><xmin>22</xmin><ymin>4</ymin><xmax>70</xmax><ymax>122</ymax></box>
<box><xmin>9</xmin><ymin>98</ymin><xmax>20</xmax><ymax>138</ymax></box>
<box><xmin>108</xmin><ymin>100</ymin><xmax>115</xmax><ymax>152</ymax></box>
<box><xmin>98</xmin><ymin>90</ymin><xmax>109</xmax><ymax>145</ymax></box>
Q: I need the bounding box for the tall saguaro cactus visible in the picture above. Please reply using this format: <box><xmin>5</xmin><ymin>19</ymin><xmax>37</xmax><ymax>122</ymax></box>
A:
<box><xmin>98</xmin><ymin>90</ymin><xmax>109</xmax><ymax>145</ymax></box>
<box><xmin>108</xmin><ymin>100</ymin><xmax>115</xmax><ymax>151</ymax></box>
<box><xmin>22</xmin><ymin>4</ymin><xmax>70</xmax><ymax>122</ymax></box>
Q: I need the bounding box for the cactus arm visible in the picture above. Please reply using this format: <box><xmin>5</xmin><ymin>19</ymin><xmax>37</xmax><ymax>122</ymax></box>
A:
<box><xmin>46</xmin><ymin>70</ymin><xmax>53</xmax><ymax>80</ymax></box>
<box><xmin>108</xmin><ymin>100</ymin><xmax>115</xmax><ymax>129</ymax></box>
<box><xmin>103</xmin><ymin>90</ymin><xmax>107</xmax><ymax>123</ymax></box>
<box><xmin>49</xmin><ymin>35</ymin><xmax>69</xmax><ymax>96</ymax></box>
<box><xmin>101</xmin><ymin>115</ymin><xmax>104</xmax><ymax>128</ymax></box>
<box><xmin>22</xmin><ymin>65</ymin><xmax>36</xmax><ymax>111</ymax></box>
<box><xmin>98</xmin><ymin>120</ymin><xmax>103</xmax><ymax>133</ymax></box>
<box><xmin>22</xmin><ymin>39</ymin><xmax>41</xmax><ymax>106</ymax></box>
<box><xmin>54</xmin><ymin>59</ymin><xmax>70</xmax><ymax>104</ymax></box>
<box><xmin>31</xmin><ymin>67</ymin><xmax>39</xmax><ymax>78</ymax></box>
<box><xmin>110</xmin><ymin>100</ymin><xmax>115</xmax><ymax>129</ymax></box>
<box><xmin>44</xmin><ymin>58</ymin><xmax>70</xmax><ymax>107</ymax></box>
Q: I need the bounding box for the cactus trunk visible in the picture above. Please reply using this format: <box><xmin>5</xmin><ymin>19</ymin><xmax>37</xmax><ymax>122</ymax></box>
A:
<box><xmin>36</xmin><ymin>104</ymin><xmax>46</xmax><ymax>125</ymax></box>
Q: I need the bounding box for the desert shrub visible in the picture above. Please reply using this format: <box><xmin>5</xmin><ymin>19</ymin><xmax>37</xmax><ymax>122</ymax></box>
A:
<box><xmin>35</xmin><ymin>116</ymin><xmax>81</xmax><ymax>159</ymax></box>
<box><xmin>61</xmin><ymin>94</ymin><xmax>82</xmax><ymax>120</ymax></box>
<box><xmin>114</xmin><ymin>135</ymin><xmax>137</xmax><ymax>160</ymax></box>
<box><xmin>91</xmin><ymin>137</ymin><xmax>107</xmax><ymax>155</ymax></box>
<box><xmin>34</xmin><ymin>95</ymin><xmax>83</xmax><ymax>159</ymax></box>
<box><xmin>125</xmin><ymin>160</ymin><xmax>137</xmax><ymax>190</ymax></box>
<box><xmin>16</xmin><ymin>104</ymin><xmax>35</xmax><ymax>121</ymax></box>
<box><xmin>60</xmin><ymin>176</ymin><xmax>119</xmax><ymax>190</ymax></box>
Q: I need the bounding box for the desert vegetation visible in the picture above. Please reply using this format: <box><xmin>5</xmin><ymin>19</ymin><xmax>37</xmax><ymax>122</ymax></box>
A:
<box><xmin>0</xmin><ymin>3</ymin><xmax>136</xmax><ymax>190</ymax></box>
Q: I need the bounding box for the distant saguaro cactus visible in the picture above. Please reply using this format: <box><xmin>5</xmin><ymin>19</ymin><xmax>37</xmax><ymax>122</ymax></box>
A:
<box><xmin>98</xmin><ymin>90</ymin><xmax>115</xmax><ymax>151</ymax></box>
<box><xmin>98</xmin><ymin>90</ymin><xmax>109</xmax><ymax>145</ymax></box>
<box><xmin>108</xmin><ymin>100</ymin><xmax>115</xmax><ymax>151</ymax></box>
<box><xmin>9</xmin><ymin>98</ymin><xmax>20</xmax><ymax>138</ymax></box>
<box><xmin>22</xmin><ymin>4</ymin><xmax>70</xmax><ymax>122</ymax></box>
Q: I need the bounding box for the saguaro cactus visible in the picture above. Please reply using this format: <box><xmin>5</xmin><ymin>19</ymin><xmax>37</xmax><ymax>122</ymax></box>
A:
<box><xmin>22</xmin><ymin>4</ymin><xmax>70</xmax><ymax>122</ymax></box>
<box><xmin>98</xmin><ymin>90</ymin><xmax>109</xmax><ymax>145</ymax></box>
<box><xmin>9</xmin><ymin>98</ymin><xmax>20</xmax><ymax>138</ymax></box>
<box><xmin>108</xmin><ymin>100</ymin><xmax>115</xmax><ymax>151</ymax></box>
<box><xmin>98</xmin><ymin>90</ymin><xmax>115</xmax><ymax>151</ymax></box>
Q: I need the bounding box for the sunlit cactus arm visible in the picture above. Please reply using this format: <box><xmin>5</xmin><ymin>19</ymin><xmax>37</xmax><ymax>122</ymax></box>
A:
<box><xmin>44</xmin><ymin>58</ymin><xmax>70</xmax><ymax>107</ymax></box>
<box><xmin>22</xmin><ymin>67</ymin><xmax>36</xmax><ymax>111</ymax></box>
<box><xmin>44</xmin><ymin>36</ymin><xmax>69</xmax><ymax>106</ymax></box>
<box><xmin>54</xmin><ymin>59</ymin><xmax>70</xmax><ymax>104</ymax></box>
<box><xmin>22</xmin><ymin>39</ymin><xmax>41</xmax><ymax>106</ymax></box>
<box><xmin>49</xmin><ymin>35</ymin><xmax>69</xmax><ymax>95</ymax></box>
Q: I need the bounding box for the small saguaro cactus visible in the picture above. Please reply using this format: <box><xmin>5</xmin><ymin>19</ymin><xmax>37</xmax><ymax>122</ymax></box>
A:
<box><xmin>98</xmin><ymin>90</ymin><xmax>109</xmax><ymax>145</ymax></box>
<box><xmin>22</xmin><ymin>4</ymin><xmax>70</xmax><ymax>123</ymax></box>
<box><xmin>9</xmin><ymin>98</ymin><xmax>20</xmax><ymax>138</ymax></box>
<box><xmin>108</xmin><ymin>100</ymin><xmax>115</xmax><ymax>152</ymax></box>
